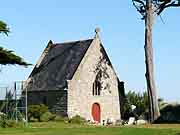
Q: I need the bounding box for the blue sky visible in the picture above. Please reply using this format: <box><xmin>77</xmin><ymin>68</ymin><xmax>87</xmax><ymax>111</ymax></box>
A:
<box><xmin>0</xmin><ymin>0</ymin><xmax>179</xmax><ymax>101</ymax></box>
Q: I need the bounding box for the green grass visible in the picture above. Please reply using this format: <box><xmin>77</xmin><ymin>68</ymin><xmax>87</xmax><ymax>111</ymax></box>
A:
<box><xmin>0</xmin><ymin>122</ymin><xmax>180</xmax><ymax>135</ymax></box>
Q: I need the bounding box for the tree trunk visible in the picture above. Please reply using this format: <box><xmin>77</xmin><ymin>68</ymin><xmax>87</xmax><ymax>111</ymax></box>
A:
<box><xmin>145</xmin><ymin>0</ymin><xmax>160</xmax><ymax>123</ymax></box>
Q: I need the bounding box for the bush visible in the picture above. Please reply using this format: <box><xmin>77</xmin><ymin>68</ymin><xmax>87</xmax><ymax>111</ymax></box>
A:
<box><xmin>29</xmin><ymin>117</ymin><xmax>39</xmax><ymax>122</ymax></box>
<box><xmin>55</xmin><ymin>116</ymin><xmax>69</xmax><ymax>123</ymax></box>
<box><xmin>0</xmin><ymin>119</ymin><xmax>20</xmax><ymax>128</ymax></box>
<box><xmin>63</xmin><ymin>117</ymin><xmax>69</xmax><ymax>123</ymax></box>
<box><xmin>0</xmin><ymin>112</ymin><xmax>7</xmax><ymax>120</ymax></box>
<box><xmin>4</xmin><ymin>120</ymin><xmax>17</xmax><ymax>128</ymax></box>
<box><xmin>68</xmin><ymin>115</ymin><xmax>86</xmax><ymax>124</ymax></box>
<box><xmin>54</xmin><ymin>115</ymin><xmax>66</xmax><ymax>122</ymax></box>
<box><xmin>0</xmin><ymin>113</ymin><xmax>24</xmax><ymax>128</ymax></box>
<box><xmin>28</xmin><ymin>104</ymin><xmax>48</xmax><ymax>122</ymax></box>
<box><xmin>40</xmin><ymin>112</ymin><xmax>56</xmax><ymax>122</ymax></box>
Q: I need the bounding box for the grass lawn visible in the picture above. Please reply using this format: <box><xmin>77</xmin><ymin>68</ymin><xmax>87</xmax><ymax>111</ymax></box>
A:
<box><xmin>0</xmin><ymin>122</ymin><xmax>180</xmax><ymax>135</ymax></box>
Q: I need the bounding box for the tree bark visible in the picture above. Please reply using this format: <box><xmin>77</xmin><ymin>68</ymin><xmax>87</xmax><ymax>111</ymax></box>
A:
<box><xmin>145</xmin><ymin>0</ymin><xmax>160</xmax><ymax>122</ymax></box>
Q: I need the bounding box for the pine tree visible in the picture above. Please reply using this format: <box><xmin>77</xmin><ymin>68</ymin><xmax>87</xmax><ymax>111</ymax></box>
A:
<box><xmin>0</xmin><ymin>20</ymin><xmax>30</xmax><ymax>67</ymax></box>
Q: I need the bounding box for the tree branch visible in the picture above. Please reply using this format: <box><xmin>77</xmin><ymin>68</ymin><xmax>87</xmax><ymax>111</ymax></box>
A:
<box><xmin>157</xmin><ymin>1</ymin><xmax>180</xmax><ymax>15</ymax></box>
<box><xmin>132</xmin><ymin>0</ymin><xmax>146</xmax><ymax>19</ymax></box>
<box><xmin>133</xmin><ymin>0</ymin><xmax>146</xmax><ymax>7</ymax></box>
<box><xmin>0</xmin><ymin>47</ymin><xmax>32</xmax><ymax>67</ymax></box>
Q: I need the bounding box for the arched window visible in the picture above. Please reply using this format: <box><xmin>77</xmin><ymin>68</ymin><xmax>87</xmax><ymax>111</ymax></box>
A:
<box><xmin>93</xmin><ymin>71</ymin><xmax>101</xmax><ymax>96</ymax></box>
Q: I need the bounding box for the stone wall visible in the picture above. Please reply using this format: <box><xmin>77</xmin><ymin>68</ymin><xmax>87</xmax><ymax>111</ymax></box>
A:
<box><xmin>67</xmin><ymin>37</ymin><xmax>122</xmax><ymax>124</ymax></box>
<box><xmin>27</xmin><ymin>90</ymin><xmax>67</xmax><ymax>116</ymax></box>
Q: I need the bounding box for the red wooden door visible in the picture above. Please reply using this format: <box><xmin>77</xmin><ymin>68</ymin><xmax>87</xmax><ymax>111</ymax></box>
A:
<box><xmin>92</xmin><ymin>103</ymin><xmax>101</xmax><ymax>123</ymax></box>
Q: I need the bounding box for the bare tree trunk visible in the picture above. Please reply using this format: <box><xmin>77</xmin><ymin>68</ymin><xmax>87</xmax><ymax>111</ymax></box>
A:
<box><xmin>145</xmin><ymin>0</ymin><xmax>160</xmax><ymax>123</ymax></box>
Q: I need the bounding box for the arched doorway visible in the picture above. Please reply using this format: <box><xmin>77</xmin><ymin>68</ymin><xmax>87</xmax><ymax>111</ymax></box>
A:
<box><xmin>92</xmin><ymin>103</ymin><xmax>101</xmax><ymax>123</ymax></box>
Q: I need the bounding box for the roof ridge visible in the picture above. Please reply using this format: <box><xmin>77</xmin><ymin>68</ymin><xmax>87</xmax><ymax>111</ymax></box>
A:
<box><xmin>53</xmin><ymin>38</ymin><xmax>93</xmax><ymax>45</ymax></box>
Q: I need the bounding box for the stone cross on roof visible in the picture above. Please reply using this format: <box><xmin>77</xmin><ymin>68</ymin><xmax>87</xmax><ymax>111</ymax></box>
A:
<box><xmin>95</xmin><ymin>27</ymin><xmax>100</xmax><ymax>39</ymax></box>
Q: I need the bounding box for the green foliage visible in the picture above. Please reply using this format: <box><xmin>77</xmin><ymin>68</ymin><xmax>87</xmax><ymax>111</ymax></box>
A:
<box><xmin>40</xmin><ymin>112</ymin><xmax>56</xmax><ymax>122</ymax></box>
<box><xmin>122</xmin><ymin>91</ymin><xmax>149</xmax><ymax>120</ymax></box>
<box><xmin>28</xmin><ymin>104</ymin><xmax>57</xmax><ymax>122</ymax></box>
<box><xmin>68</xmin><ymin>115</ymin><xmax>86</xmax><ymax>124</ymax></box>
<box><xmin>0</xmin><ymin>47</ymin><xmax>31</xmax><ymax>66</ymax></box>
<box><xmin>121</xmin><ymin>98</ymin><xmax>132</xmax><ymax>120</ymax></box>
<box><xmin>155</xmin><ymin>104</ymin><xmax>180</xmax><ymax>123</ymax></box>
<box><xmin>0</xmin><ymin>108</ymin><xmax>25</xmax><ymax>128</ymax></box>
<box><xmin>29</xmin><ymin>117</ymin><xmax>39</xmax><ymax>122</ymax></box>
<box><xmin>0</xmin><ymin>120</ymin><xmax>17</xmax><ymax>128</ymax></box>
<box><xmin>0</xmin><ymin>20</ymin><xmax>31</xmax><ymax>67</ymax></box>
<box><xmin>0</xmin><ymin>112</ymin><xmax>7</xmax><ymax>121</ymax></box>
<box><xmin>0</xmin><ymin>21</ymin><xmax>10</xmax><ymax>35</ymax></box>
<box><xmin>28</xmin><ymin>104</ymin><xmax>48</xmax><ymax>122</ymax></box>
<box><xmin>158</xmin><ymin>98</ymin><xmax>167</xmax><ymax>109</ymax></box>
<box><xmin>54</xmin><ymin>115</ymin><xmax>68</xmax><ymax>122</ymax></box>
<box><xmin>0</xmin><ymin>115</ymin><xmax>23</xmax><ymax>128</ymax></box>
<box><xmin>1</xmin><ymin>122</ymin><xmax>180</xmax><ymax>135</ymax></box>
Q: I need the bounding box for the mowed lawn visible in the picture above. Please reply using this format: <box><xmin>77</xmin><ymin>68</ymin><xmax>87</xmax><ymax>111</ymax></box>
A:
<box><xmin>0</xmin><ymin>122</ymin><xmax>180</xmax><ymax>135</ymax></box>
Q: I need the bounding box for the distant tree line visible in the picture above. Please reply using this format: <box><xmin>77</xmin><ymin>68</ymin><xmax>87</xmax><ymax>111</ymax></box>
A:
<box><xmin>121</xmin><ymin>90</ymin><xmax>175</xmax><ymax>123</ymax></box>
<box><xmin>121</xmin><ymin>90</ymin><xmax>150</xmax><ymax>120</ymax></box>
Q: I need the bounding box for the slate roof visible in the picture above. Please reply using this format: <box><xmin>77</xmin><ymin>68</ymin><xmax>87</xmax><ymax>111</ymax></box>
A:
<box><xmin>27</xmin><ymin>39</ymin><xmax>93</xmax><ymax>91</ymax></box>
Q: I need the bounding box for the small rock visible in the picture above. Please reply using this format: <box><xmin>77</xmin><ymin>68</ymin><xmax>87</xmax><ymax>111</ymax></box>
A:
<box><xmin>137</xmin><ymin>119</ymin><xmax>147</xmax><ymax>125</ymax></box>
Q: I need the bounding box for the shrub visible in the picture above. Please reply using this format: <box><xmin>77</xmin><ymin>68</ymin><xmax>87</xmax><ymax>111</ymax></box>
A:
<box><xmin>0</xmin><ymin>112</ymin><xmax>7</xmax><ymax>120</ymax></box>
<box><xmin>0</xmin><ymin>119</ymin><xmax>19</xmax><ymax>128</ymax></box>
<box><xmin>63</xmin><ymin>117</ymin><xmax>69</xmax><ymax>123</ymax></box>
<box><xmin>28</xmin><ymin>104</ymin><xmax>48</xmax><ymax>122</ymax></box>
<box><xmin>69</xmin><ymin>115</ymin><xmax>86</xmax><ymax>124</ymax></box>
<box><xmin>29</xmin><ymin>117</ymin><xmax>39</xmax><ymax>122</ymax></box>
<box><xmin>4</xmin><ymin>120</ymin><xmax>17</xmax><ymax>128</ymax></box>
<box><xmin>0</xmin><ymin>119</ymin><xmax>6</xmax><ymax>128</ymax></box>
<box><xmin>40</xmin><ymin>112</ymin><xmax>56</xmax><ymax>122</ymax></box>
<box><xmin>54</xmin><ymin>115</ymin><xmax>65</xmax><ymax>122</ymax></box>
<box><xmin>0</xmin><ymin>113</ymin><xmax>24</xmax><ymax>128</ymax></box>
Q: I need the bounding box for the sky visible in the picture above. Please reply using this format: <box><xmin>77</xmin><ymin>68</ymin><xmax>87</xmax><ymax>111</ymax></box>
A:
<box><xmin>0</xmin><ymin>0</ymin><xmax>179</xmax><ymax>101</ymax></box>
